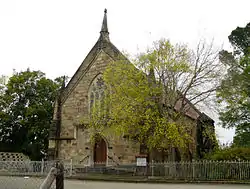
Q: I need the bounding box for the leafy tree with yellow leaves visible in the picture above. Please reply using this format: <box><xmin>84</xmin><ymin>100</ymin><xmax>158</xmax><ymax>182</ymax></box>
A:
<box><xmin>87</xmin><ymin>39</ymin><xmax>222</xmax><ymax>159</ymax></box>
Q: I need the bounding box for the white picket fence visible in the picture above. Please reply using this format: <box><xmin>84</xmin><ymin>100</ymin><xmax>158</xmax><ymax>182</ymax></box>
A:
<box><xmin>0</xmin><ymin>160</ymin><xmax>250</xmax><ymax>181</ymax></box>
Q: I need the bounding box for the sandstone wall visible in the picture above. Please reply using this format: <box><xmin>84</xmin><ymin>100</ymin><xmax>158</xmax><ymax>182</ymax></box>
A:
<box><xmin>57</xmin><ymin>50</ymin><xmax>140</xmax><ymax>164</ymax></box>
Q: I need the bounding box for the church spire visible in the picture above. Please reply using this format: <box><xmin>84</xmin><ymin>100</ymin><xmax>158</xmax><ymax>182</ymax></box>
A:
<box><xmin>99</xmin><ymin>8</ymin><xmax>110</xmax><ymax>42</ymax></box>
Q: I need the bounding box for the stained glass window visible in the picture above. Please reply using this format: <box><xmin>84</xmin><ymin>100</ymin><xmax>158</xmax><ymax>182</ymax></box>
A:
<box><xmin>88</xmin><ymin>74</ymin><xmax>105</xmax><ymax>113</ymax></box>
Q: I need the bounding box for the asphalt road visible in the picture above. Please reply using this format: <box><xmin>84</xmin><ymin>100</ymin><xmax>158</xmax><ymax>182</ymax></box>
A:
<box><xmin>0</xmin><ymin>176</ymin><xmax>249</xmax><ymax>189</ymax></box>
<box><xmin>0</xmin><ymin>176</ymin><xmax>48</xmax><ymax>189</ymax></box>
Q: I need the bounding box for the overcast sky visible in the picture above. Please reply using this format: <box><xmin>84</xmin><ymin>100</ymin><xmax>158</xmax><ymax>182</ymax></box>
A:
<box><xmin>0</xmin><ymin>0</ymin><xmax>249</xmax><ymax>144</ymax></box>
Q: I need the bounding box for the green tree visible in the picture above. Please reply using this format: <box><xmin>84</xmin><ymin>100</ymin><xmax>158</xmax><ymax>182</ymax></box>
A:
<box><xmin>0</xmin><ymin>75</ymin><xmax>8</xmax><ymax>95</ymax></box>
<box><xmin>87</xmin><ymin>39</ymin><xmax>221</xmax><ymax>156</ymax></box>
<box><xmin>206</xmin><ymin>147</ymin><xmax>250</xmax><ymax>161</ymax></box>
<box><xmin>0</xmin><ymin>69</ymin><xmax>64</xmax><ymax>160</ymax></box>
<box><xmin>217</xmin><ymin>22</ymin><xmax>250</xmax><ymax>147</ymax></box>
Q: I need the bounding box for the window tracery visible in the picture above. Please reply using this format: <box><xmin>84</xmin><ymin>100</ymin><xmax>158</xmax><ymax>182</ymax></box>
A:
<box><xmin>88</xmin><ymin>74</ymin><xmax>105</xmax><ymax>113</ymax></box>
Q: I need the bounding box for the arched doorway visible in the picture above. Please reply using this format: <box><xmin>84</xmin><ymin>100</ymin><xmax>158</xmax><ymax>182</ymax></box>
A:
<box><xmin>93</xmin><ymin>138</ymin><xmax>107</xmax><ymax>165</ymax></box>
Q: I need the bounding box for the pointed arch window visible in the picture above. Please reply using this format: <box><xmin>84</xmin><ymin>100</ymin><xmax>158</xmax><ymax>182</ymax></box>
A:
<box><xmin>88</xmin><ymin>74</ymin><xmax>105</xmax><ymax>114</ymax></box>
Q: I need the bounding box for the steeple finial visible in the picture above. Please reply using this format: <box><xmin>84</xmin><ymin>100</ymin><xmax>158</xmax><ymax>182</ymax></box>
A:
<box><xmin>99</xmin><ymin>8</ymin><xmax>109</xmax><ymax>41</ymax></box>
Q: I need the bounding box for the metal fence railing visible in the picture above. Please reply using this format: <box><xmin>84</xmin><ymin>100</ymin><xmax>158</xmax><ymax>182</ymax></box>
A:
<box><xmin>148</xmin><ymin>161</ymin><xmax>250</xmax><ymax>180</ymax></box>
<box><xmin>0</xmin><ymin>160</ymin><xmax>250</xmax><ymax>188</ymax></box>
<box><xmin>63</xmin><ymin>160</ymin><xmax>250</xmax><ymax>181</ymax></box>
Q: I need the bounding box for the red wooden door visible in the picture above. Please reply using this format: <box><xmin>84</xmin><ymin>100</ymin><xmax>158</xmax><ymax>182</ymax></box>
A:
<box><xmin>94</xmin><ymin>138</ymin><xmax>107</xmax><ymax>164</ymax></box>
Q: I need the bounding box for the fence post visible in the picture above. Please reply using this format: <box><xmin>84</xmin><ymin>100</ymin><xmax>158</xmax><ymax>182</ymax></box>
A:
<box><xmin>192</xmin><ymin>159</ymin><xmax>195</xmax><ymax>179</ymax></box>
<box><xmin>56</xmin><ymin>161</ymin><xmax>64</xmax><ymax>189</ymax></box>
<box><xmin>41</xmin><ymin>159</ymin><xmax>44</xmax><ymax>175</ymax></box>
<box><xmin>239</xmin><ymin>160</ymin><xmax>242</xmax><ymax>180</ymax></box>
<box><xmin>70</xmin><ymin>159</ymin><xmax>73</xmax><ymax>177</ymax></box>
<box><xmin>164</xmin><ymin>162</ymin><xmax>167</xmax><ymax>177</ymax></box>
<box><xmin>151</xmin><ymin>160</ymin><xmax>154</xmax><ymax>177</ymax></box>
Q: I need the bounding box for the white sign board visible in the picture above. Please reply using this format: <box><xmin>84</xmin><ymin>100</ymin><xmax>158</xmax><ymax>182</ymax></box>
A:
<box><xmin>136</xmin><ymin>157</ymin><xmax>147</xmax><ymax>166</ymax></box>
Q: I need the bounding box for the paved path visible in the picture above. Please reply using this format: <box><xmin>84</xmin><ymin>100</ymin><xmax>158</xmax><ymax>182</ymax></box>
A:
<box><xmin>0</xmin><ymin>176</ymin><xmax>249</xmax><ymax>189</ymax></box>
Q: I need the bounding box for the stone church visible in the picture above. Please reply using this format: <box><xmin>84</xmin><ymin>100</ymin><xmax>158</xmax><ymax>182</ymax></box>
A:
<box><xmin>48</xmin><ymin>9</ymin><xmax>215</xmax><ymax>165</ymax></box>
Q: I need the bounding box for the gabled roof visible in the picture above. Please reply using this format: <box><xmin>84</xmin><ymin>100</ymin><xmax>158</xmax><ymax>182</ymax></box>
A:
<box><xmin>173</xmin><ymin>92</ymin><xmax>214</xmax><ymax>122</ymax></box>
<box><xmin>174</xmin><ymin>97</ymin><xmax>213</xmax><ymax>122</ymax></box>
<box><xmin>59</xmin><ymin>9</ymin><xmax>214</xmax><ymax>124</ymax></box>
<box><xmin>61</xmin><ymin>9</ymin><xmax>125</xmax><ymax>104</ymax></box>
